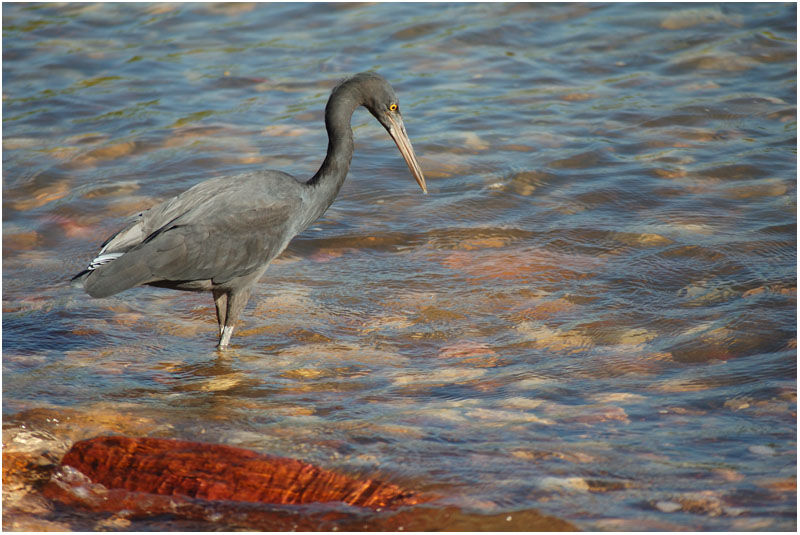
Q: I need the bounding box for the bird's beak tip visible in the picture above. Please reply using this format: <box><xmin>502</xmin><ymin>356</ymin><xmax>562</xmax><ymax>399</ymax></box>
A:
<box><xmin>414</xmin><ymin>172</ymin><xmax>428</xmax><ymax>195</ymax></box>
<box><xmin>387</xmin><ymin>114</ymin><xmax>428</xmax><ymax>196</ymax></box>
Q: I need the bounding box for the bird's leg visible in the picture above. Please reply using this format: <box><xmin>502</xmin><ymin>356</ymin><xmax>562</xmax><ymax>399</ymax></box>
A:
<box><xmin>213</xmin><ymin>289</ymin><xmax>228</xmax><ymax>337</ymax></box>
<box><xmin>217</xmin><ymin>287</ymin><xmax>252</xmax><ymax>349</ymax></box>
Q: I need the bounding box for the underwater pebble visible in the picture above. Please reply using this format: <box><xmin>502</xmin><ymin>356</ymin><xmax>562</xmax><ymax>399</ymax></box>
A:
<box><xmin>502</xmin><ymin>397</ymin><xmax>545</xmax><ymax>410</ymax></box>
<box><xmin>456</xmin><ymin>237</ymin><xmax>511</xmax><ymax>250</ymax></box>
<box><xmin>748</xmin><ymin>445</ymin><xmax>776</xmax><ymax>456</ymax></box>
<box><xmin>438</xmin><ymin>341</ymin><xmax>496</xmax><ymax>358</ymax></box>
<box><xmin>723</xmin><ymin>399</ymin><xmax>750</xmax><ymax>410</ymax></box>
<box><xmin>466</xmin><ymin>408</ymin><xmax>553</xmax><ymax>425</ymax></box>
<box><xmin>617</xmin><ymin>328</ymin><xmax>657</xmax><ymax>346</ymax></box>
<box><xmin>568</xmin><ymin>405</ymin><xmax>629</xmax><ymax>425</ymax></box>
<box><xmin>437</xmin><ymin>342</ymin><xmax>508</xmax><ymax>367</ymax></box>
<box><xmin>504</xmin><ymin>169</ymin><xmax>554</xmax><ymax>196</ymax></box>
<box><xmin>3</xmin><ymin>137</ymin><xmax>42</xmax><ymax>150</ymax></box>
<box><xmin>655</xmin><ymin>500</ymin><xmax>682</xmax><ymax>513</ymax></box>
<box><xmin>655</xmin><ymin>378</ymin><xmax>712</xmax><ymax>393</ymax></box>
<box><xmin>512</xmin><ymin>449</ymin><xmax>596</xmax><ymax>464</ymax></box>
<box><xmin>676</xmin><ymin>491</ymin><xmax>729</xmax><ymax>516</ymax></box>
<box><xmin>360</xmin><ymin>314</ymin><xmax>415</xmax><ymax>333</ymax></box>
<box><xmin>4</xmin><ymin>491</ymin><xmax>54</xmax><ymax>516</ymax></box>
<box><xmin>195</xmin><ymin>373</ymin><xmax>247</xmax><ymax>392</ymax></box>
<box><xmin>418</xmin><ymin>156</ymin><xmax>471</xmax><ymax>179</ymax></box>
<box><xmin>75</xmin><ymin>141</ymin><xmax>138</xmax><ymax>165</ymax></box>
<box><xmin>513</xmin><ymin>297</ymin><xmax>576</xmax><ymax>321</ymax></box>
<box><xmin>94</xmin><ymin>514</ymin><xmax>133</xmax><ymax>530</ymax></box>
<box><xmin>755</xmin><ymin>477</ymin><xmax>796</xmax><ymax>492</ymax></box>
<box><xmin>712</xmin><ymin>468</ymin><xmax>744</xmax><ymax>482</ymax></box>
<box><xmin>680</xmin><ymin>80</ymin><xmax>722</xmax><ymax>91</ymax></box>
<box><xmin>723</xmin><ymin>179</ymin><xmax>788</xmax><ymax>199</ymax></box>
<box><xmin>498</xmin><ymin>143</ymin><xmax>535</xmax><ymax>152</ymax></box>
<box><xmin>560</xmin><ymin>92</ymin><xmax>596</xmax><ymax>101</ymax></box>
<box><xmin>731</xmin><ymin>518</ymin><xmax>774</xmax><ymax>530</ymax></box>
<box><xmin>4</xmin><ymin>230</ymin><xmax>40</xmax><ymax>251</ymax></box>
<box><xmin>83</xmin><ymin>181</ymin><xmax>140</xmax><ymax>199</ymax></box>
<box><xmin>4</xmin><ymin>515</ymin><xmax>71</xmax><ymax>532</ymax></box>
<box><xmin>723</xmin><ymin>506</ymin><xmax>745</xmax><ymax>517</ymax></box>
<box><xmin>393</xmin><ymin>367</ymin><xmax>486</xmax><ymax>386</ymax></box>
<box><xmin>9</xmin><ymin>180</ymin><xmax>72</xmax><ymax>211</ymax></box>
<box><xmin>539</xmin><ymin>476</ymin><xmax>590</xmax><ymax>492</ymax></box>
<box><xmin>653</xmin><ymin>167</ymin><xmax>688</xmax><ymax>179</ymax></box>
<box><xmin>513</xmin><ymin>377</ymin><xmax>557</xmax><ymax>389</ymax></box>
<box><xmin>616</xmin><ymin>232</ymin><xmax>673</xmax><ymax>247</ymax></box>
<box><xmin>589</xmin><ymin>392</ymin><xmax>646</xmax><ymax>404</ymax></box>
<box><xmin>593</xmin><ymin>517</ymin><xmax>686</xmax><ymax>531</ymax></box>
<box><xmin>515</xmin><ymin>322</ymin><xmax>593</xmax><ymax>353</ymax></box>
<box><xmin>262</xmin><ymin>124</ymin><xmax>314</xmax><ymax>138</ymax></box>
<box><xmin>660</xmin><ymin>7</ymin><xmax>729</xmax><ymax>29</ymax></box>
<box><xmin>462</xmin><ymin>132</ymin><xmax>489</xmax><ymax>151</ymax></box>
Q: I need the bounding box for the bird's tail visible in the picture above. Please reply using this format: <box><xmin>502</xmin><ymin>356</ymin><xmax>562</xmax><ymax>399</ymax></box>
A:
<box><xmin>71</xmin><ymin>251</ymin><xmax>125</xmax><ymax>291</ymax></box>
<box><xmin>72</xmin><ymin>250</ymin><xmax>153</xmax><ymax>298</ymax></box>
<box><xmin>70</xmin><ymin>269</ymin><xmax>91</xmax><ymax>289</ymax></box>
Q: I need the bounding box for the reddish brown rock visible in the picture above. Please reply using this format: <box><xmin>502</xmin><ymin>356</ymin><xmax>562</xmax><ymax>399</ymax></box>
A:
<box><xmin>50</xmin><ymin>436</ymin><xmax>425</xmax><ymax>510</ymax></box>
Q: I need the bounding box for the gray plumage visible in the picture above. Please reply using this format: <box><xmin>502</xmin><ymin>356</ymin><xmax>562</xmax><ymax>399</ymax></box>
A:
<box><xmin>72</xmin><ymin>72</ymin><xmax>427</xmax><ymax>348</ymax></box>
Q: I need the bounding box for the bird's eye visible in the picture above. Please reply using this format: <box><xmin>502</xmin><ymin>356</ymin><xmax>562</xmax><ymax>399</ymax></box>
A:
<box><xmin>389</xmin><ymin>103</ymin><xmax>398</xmax><ymax>112</ymax></box>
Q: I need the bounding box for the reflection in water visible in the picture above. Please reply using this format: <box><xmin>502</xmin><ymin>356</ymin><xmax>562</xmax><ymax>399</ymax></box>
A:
<box><xmin>2</xmin><ymin>2</ymin><xmax>796</xmax><ymax>532</ymax></box>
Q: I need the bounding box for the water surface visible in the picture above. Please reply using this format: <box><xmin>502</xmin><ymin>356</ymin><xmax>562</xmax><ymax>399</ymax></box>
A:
<box><xmin>3</xmin><ymin>2</ymin><xmax>796</xmax><ymax>531</ymax></box>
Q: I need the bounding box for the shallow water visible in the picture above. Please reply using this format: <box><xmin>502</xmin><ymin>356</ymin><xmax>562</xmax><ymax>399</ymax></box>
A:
<box><xmin>2</xmin><ymin>2</ymin><xmax>796</xmax><ymax>531</ymax></box>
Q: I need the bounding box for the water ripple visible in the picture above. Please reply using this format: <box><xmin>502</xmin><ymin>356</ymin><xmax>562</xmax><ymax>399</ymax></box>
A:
<box><xmin>2</xmin><ymin>2</ymin><xmax>795</xmax><ymax>532</ymax></box>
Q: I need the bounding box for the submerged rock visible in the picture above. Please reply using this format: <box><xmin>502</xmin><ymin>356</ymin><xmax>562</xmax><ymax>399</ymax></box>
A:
<box><xmin>45</xmin><ymin>436</ymin><xmax>427</xmax><ymax>510</ymax></box>
<box><xmin>8</xmin><ymin>432</ymin><xmax>576</xmax><ymax>531</ymax></box>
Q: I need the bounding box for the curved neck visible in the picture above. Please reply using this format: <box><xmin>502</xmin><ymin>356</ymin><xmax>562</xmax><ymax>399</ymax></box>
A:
<box><xmin>304</xmin><ymin>87</ymin><xmax>360</xmax><ymax>220</ymax></box>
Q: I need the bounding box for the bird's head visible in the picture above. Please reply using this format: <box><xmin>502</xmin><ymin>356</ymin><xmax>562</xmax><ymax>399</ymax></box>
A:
<box><xmin>344</xmin><ymin>72</ymin><xmax>428</xmax><ymax>194</ymax></box>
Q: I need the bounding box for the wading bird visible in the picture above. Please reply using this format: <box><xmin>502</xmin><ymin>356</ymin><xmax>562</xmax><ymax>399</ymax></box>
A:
<box><xmin>72</xmin><ymin>72</ymin><xmax>427</xmax><ymax>348</ymax></box>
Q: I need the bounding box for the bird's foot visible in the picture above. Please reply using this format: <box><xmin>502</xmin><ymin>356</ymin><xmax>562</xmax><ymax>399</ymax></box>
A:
<box><xmin>218</xmin><ymin>325</ymin><xmax>235</xmax><ymax>349</ymax></box>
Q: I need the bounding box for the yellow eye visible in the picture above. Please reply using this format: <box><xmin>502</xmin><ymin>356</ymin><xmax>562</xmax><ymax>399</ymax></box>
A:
<box><xmin>389</xmin><ymin>103</ymin><xmax>398</xmax><ymax>112</ymax></box>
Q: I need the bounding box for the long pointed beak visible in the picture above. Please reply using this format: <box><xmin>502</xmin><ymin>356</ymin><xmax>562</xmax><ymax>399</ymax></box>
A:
<box><xmin>386</xmin><ymin>113</ymin><xmax>427</xmax><ymax>194</ymax></box>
